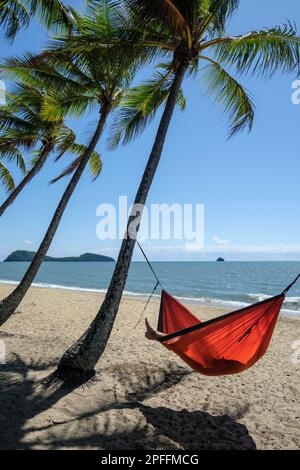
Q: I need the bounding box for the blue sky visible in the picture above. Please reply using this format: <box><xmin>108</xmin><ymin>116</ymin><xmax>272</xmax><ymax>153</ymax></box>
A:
<box><xmin>0</xmin><ymin>0</ymin><xmax>300</xmax><ymax>261</ymax></box>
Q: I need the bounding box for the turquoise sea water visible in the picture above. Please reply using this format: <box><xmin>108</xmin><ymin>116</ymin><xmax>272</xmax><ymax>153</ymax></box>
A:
<box><xmin>0</xmin><ymin>261</ymin><xmax>300</xmax><ymax>316</ymax></box>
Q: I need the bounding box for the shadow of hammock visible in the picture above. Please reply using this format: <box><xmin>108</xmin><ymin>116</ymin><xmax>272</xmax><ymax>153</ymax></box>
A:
<box><xmin>140</xmin><ymin>405</ymin><xmax>256</xmax><ymax>450</ymax></box>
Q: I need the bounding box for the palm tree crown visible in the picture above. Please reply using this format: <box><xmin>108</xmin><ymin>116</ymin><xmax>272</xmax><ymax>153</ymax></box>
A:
<box><xmin>110</xmin><ymin>0</ymin><xmax>300</xmax><ymax>143</ymax></box>
<box><xmin>0</xmin><ymin>77</ymin><xmax>101</xmax><ymax>197</ymax></box>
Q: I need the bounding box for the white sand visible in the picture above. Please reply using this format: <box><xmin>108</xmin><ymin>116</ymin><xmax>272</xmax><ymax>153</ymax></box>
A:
<box><xmin>0</xmin><ymin>283</ymin><xmax>299</xmax><ymax>450</ymax></box>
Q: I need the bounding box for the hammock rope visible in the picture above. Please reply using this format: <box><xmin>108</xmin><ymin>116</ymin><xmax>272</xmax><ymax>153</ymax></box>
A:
<box><xmin>134</xmin><ymin>280</ymin><xmax>160</xmax><ymax>329</ymax></box>
<box><xmin>281</xmin><ymin>272</ymin><xmax>300</xmax><ymax>295</ymax></box>
<box><xmin>134</xmin><ymin>241</ymin><xmax>163</xmax><ymax>328</ymax></box>
<box><xmin>136</xmin><ymin>240</ymin><xmax>163</xmax><ymax>289</ymax></box>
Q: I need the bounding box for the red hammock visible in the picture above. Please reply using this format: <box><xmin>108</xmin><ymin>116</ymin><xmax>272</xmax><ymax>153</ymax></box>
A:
<box><xmin>156</xmin><ymin>291</ymin><xmax>285</xmax><ymax>376</ymax></box>
<box><xmin>137</xmin><ymin>241</ymin><xmax>300</xmax><ymax>376</ymax></box>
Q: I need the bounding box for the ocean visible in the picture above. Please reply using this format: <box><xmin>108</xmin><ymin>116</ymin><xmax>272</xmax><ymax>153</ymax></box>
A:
<box><xmin>0</xmin><ymin>260</ymin><xmax>300</xmax><ymax>316</ymax></box>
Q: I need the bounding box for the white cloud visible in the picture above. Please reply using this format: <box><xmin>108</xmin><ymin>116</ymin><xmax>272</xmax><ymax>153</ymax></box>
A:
<box><xmin>212</xmin><ymin>236</ymin><xmax>230</xmax><ymax>245</ymax></box>
<box><xmin>24</xmin><ymin>240</ymin><xmax>33</xmax><ymax>245</ymax></box>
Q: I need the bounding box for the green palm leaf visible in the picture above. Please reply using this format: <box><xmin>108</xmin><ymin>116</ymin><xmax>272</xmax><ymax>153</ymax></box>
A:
<box><xmin>122</xmin><ymin>0</ymin><xmax>190</xmax><ymax>39</ymax></box>
<box><xmin>88</xmin><ymin>149</ymin><xmax>102</xmax><ymax>181</ymax></box>
<box><xmin>0</xmin><ymin>142</ymin><xmax>26</xmax><ymax>171</ymax></box>
<box><xmin>29</xmin><ymin>0</ymin><xmax>77</xmax><ymax>33</ymax></box>
<box><xmin>202</xmin><ymin>56</ymin><xmax>255</xmax><ymax>137</ymax></box>
<box><xmin>50</xmin><ymin>145</ymin><xmax>102</xmax><ymax>183</ymax></box>
<box><xmin>0</xmin><ymin>160</ymin><xmax>15</xmax><ymax>191</ymax></box>
<box><xmin>41</xmin><ymin>93</ymin><xmax>95</xmax><ymax>121</ymax></box>
<box><xmin>0</xmin><ymin>0</ymin><xmax>29</xmax><ymax>41</ymax></box>
<box><xmin>0</xmin><ymin>0</ymin><xmax>76</xmax><ymax>41</ymax></box>
<box><xmin>205</xmin><ymin>23</ymin><xmax>300</xmax><ymax>76</ymax></box>
<box><xmin>108</xmin><ymin>65</ymin><xmax>186</xmax><ymax>148</ymax></box>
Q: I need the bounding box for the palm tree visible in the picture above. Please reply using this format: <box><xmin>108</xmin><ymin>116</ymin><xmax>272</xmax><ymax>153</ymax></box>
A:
<box><xmin>0</xmin><ymin>0</ymin><xmax>148</xmax><ymax>326</ymax></box>
<box><xmin>0</xmin><ymin>82</ymin><xmax>98</xmax><ymax>217</ymax></box>
<box><xmin>0</xmin><ymin>0</ymin><xmax>76</xmax><ymax>41</ymax></box>
<box><xmin>52</xmin><ymin>0</ymin><xmax>300</xmax><ymax>385</ymax></box>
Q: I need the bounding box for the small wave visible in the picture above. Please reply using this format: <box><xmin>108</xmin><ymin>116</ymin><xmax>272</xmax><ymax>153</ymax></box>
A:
<box><xmin>282</xmin><ymin>296</ymin><xmax>300</xmax><ymax>304</ymax></box>
<box><xmin>0</xmin><ymin>279</ymin><xmax>107</xmax><ymax>294</ymax></box>
<box><xmin>0</xmin><ymin>279</ymin><xmax>242</xmax><ymax>308</ymax></box>
<box><xmin>281</xmin><ymin>308</ymin><xmax>300</xmax><ymax>316</ymax></box>
<box><xmin>248</xmin><ymin>293</ymin><xmax>271</xmax><ymax>302</ymax></box>
<box><xmin>0</xmin><ymin>279</ymin><xmax>161</xmax><ymax>300</ymax></box>
<box><xmin>0</xmin><ymin>279</ymin><xmax>19</xmax><ymax>286</ymax></box>
<box><xmin>174</xmin><ymin>294</ymin><xmax>249</xmax><ymax>309</ymax></box>
<box><xmin>248</xmin><ymin>292</ymin><xmax>300</xmax><ymax>311</ymax></box>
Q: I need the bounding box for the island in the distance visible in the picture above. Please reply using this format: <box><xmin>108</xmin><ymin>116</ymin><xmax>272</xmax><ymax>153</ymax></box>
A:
<box><xmin>216</xmin><ymin>257</ymin><xmax>225</xmax><ymax>262</ymax></box>
<box><xmin>4</xmin><ymin>251</ymin><xmax>115</xmax><ymax>263</ymax></box>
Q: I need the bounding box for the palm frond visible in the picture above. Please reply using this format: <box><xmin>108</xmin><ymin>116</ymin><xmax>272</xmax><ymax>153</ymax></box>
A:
<box><xmin>83</xmin><ymin>0</ymin><xmax>123</xmax><ymax>34</ymax></box>
<box><xmin>88</xmin><ymin>149</ymin><xmax>102</xmax><ymax>180</ymax></box>
<box><xmin>40</xmin><ymin>93</ymin><xmax>95</xmax><ymax>121</ymax></box>
<box><xmin>0</xmin><ymin>142</ymin><xmax>26</xmax><ymax>172</ymax></box>
<box><xmin>0</xmin><ymin>0</ymin><xmax>30</xmax><ymax>41</ymax></box>
<box><xmin>29</xmin><ymin>0</ymin><xmax>77</xmax><ymax>34</ymax></box>
<box><xmin>1</xmin><ymin>52</ymin><xmax>91</xmax><ymax>96</ymax></box>
<box><xmin>50</xmin><ymin>155</ymin><xmax>81</xmax><ymax>183</ymax></box>
<box><xmin>0</xmin><ymin>0</ymin><xmax>76</xmax><ymax>41</ymax></box>
<box><xmin>202</xmin><ymin>56</ymin><xmax>255</xmax><ymax>137</ymax></box>
<box><xmin>29</xmin><ymin>153</ymin><xmax>41</xmax><ymax>168</ymax></box>
<box><xmin>27</xmin><ymin>146</ymin><xmax>49</xmax><ymax>172</ymax></box>
<box><xmin>54</xmin><ymin>127</ymin><xmax>76</xmax><ymax>160</ymax></box>
<box><xmin>108</xmin><ymin>65</ymin><xmax>185</xmax><ymax>149</ymax></box>
<box><xmin>177</xmin><ymin>87</ymin><xmax>186</xmax><ymax>110</ymax></box>
<box><xmin>204</xmin><ymin>23</ymin><xmax>300</xmax><ymax>76</ymax></box>
<box><xmin>50</xmin><ymin>143</ymin><xmax>102</xmax><ymax>183</ymax></box>
<box><xmin>208</xmin><ymin>0</ymin><xmax>239</xmax><ymax>33</ymax></box>
<box><xmin>122</xmin><ymin>0</ymin><xmax>191</xmax><ymax>44</ymax></box>
<box><xmin>0</xmin><ymin>109</ymin><xmax>34</xmax><ymax>132</ymax></box>
<box><xmin>0</xmin><ymin>160</ymin><xmax>15</xmax><ymax>192</ymax></box>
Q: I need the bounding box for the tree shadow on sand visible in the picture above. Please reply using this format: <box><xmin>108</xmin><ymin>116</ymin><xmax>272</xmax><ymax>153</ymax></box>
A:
<box><xmin>0</xmin><ymin>357</ymin><xmax>256</xmax><ymax>450</ymax></box>
<box><xmin>0</xmin><ymin>354</ymin><xmax>76</xmax><ymax>449</ymax></box>
<box><xmin>37</xmin><ymin>402</ymin><xmax>256</xmax><ymax>450</ymax></box>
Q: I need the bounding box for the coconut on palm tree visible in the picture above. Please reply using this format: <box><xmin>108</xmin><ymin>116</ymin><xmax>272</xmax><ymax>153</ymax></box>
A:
<box><xmin>0</xmin><ymin>0</ymin><xmax>153</xmax><ymax>327</ymax></box>
<box><xmin>51</xmin><ymin>0</ymin><xmax>300</xmax><ymax>385</ymax></box>
<box><xmin>0</xmin><ymin>0</ymin><xmax>76</xmax><ymax>41</ymax></box>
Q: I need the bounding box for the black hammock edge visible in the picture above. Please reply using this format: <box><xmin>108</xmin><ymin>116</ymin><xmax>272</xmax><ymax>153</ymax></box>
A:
<box><xmin>158</xmin><ymin>292</ymin><xmax>284</xmax><ymax>343</ymax></box>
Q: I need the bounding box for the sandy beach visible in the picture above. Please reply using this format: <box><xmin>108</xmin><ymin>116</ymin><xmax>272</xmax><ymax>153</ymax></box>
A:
<box><xmin>0</xmin><ymin>282</ymin><xmax>299</xmax><ymax>450</ymax></box>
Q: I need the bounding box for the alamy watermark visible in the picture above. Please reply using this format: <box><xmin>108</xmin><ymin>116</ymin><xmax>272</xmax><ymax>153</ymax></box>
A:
<box><xmin>291</xmin><ymin>80</ymin><xmax>300</xmax><ymax>104</ymax></box>
<box><xmin>96</xmin><ymin>196</ymin><xmax>204</xmax><ymax>250</ymax></box>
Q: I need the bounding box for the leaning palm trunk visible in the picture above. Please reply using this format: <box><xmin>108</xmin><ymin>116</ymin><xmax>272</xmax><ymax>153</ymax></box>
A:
<box><xmin>55</xmin><ymin>61</ymin><xmax>188</xmax><ymax>382</ymax></box>
<box><xmin>0</xmin><ymin>109</ymin><xmax>109</xmax><ymax>327</ymax></box>
<box><xmin>0</xmin><ymin>149</ymin><xmax>48</xmax><ymax>218</ymax></box>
